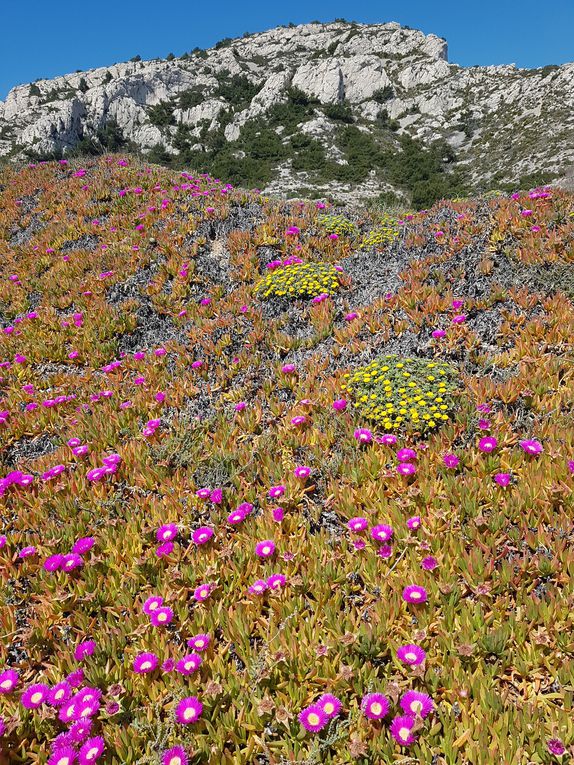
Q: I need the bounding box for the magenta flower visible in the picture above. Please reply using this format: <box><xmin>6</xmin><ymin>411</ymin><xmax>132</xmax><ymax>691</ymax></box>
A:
<box><xmin>22</xmin><ymin>682</ymin><xmax>50</xmax><ymax>709</ymax></box>
<box><xmin>143</xmin><ymin>595</ymin><xmax>163</xmax><ymax>615</ymax></box>
<box><xmin>74</xmin><ymin>640</ymin><xmax>96</xmax><ymax>661</ymax></box>
<box><xmin>176</xmin><ymin>653</ymin><xmax>202</xmax><ymax>675</ymax></box>
<box><xmin>196</xmin><ymin>488</ymin><xmax>211</xmax><ymax>500</ymax></box>
<box><xmin>494</xmin><ymin>472</ymin><xmax>511</xmax><ymax>487</ymax></box>
<box><xmin>210</xmin><ymin>488</ymin><xmax>222</xmax><ymax>504</ymax></box>
<box><xmin>432</xmin><ymin>329</ymin><xmax>446</xmax><ymax>338</ymax></box>
<box><xmin>298</xmin><ymin>704</ymin><xmax>328</xmax><ymax>732</ymax></box>
<box><xmin>443</xmin><ymin>453</ymin><xmax>459</xmax><ymax>468</ymax></box>
<box><xmin>234</xmin><ymin>401</ymin><xmax>246</xmax><ymax>412</ymax></box>
<box><xmin>78</xmin><ymin>736</ymin><xmax>105</xmax><ymax>763</ymax></box>
<box><xmin>361</xmin><ymin>693</ymin><xmax>390</xmax><ymax>720</ymax></box>
<box><xmin>272</xmin><ymin>506</ymin><xmax>284</xmax><ymax>522</ymax></box>
<box><xmin>332</xmin><ymin>399</ymin><xmax>347</xmax><ymax>411</ymax></box>
<box><xmin>44</xmin><ymin>554</ymin><xmax>64</xmax><ymax>572</ymax></box>
<box><xmin>402</xmin><ymin>585</ymin><xmax>427</xmax><ymax>604</ymax></box>
<box><xmin>0</xmin><ymin>669</ymin><xmax>19</xmax><ymax>693</ymax></box>
<box><xmin>354</xmin><ymin>428</ymin><xmax>372</xmax><ymax>444</ymax></box>
<box><xmin>397</xmin><ymin>462</ymin><xmax>416</xmax><ymax>476</ymax></box>
<box><xmin>478</xmin><ymin>437</ymin><xmax>498</xmax><ymax>453</ymax></box>
<box><xmin>547</xmin><ymin>739</ymin><xmax>566</xmax><ymax>756</ymax></box>
<box><xmin>347</xmin><ymin>517</ymin><xmax>368</xmax><ymax>532</ymax></box>
<box><xmin>400</xmin><ymin>691</ymin><xmax>434</xmax><ymax>718</ymax></box>
<box><xmin>267</xmin><ymin>573</ymin><xmax>286</xmax><ymax>589</ymax></box>
<box><xmin>48</xmin><ymin>748</ymin><xmax>77</xmax><ymax>765</ymax></box>
<box><xmin>193</xmin><ymin>584</ymin><xmax>212</xmax><ymax>602</ymax></box>
<box><xmin>48</xmin><ymin>682</ymin><xmax>72</xmax><ymax>707</ymax></box>
<box><xmin>175</xmin><ymin>696</ymin><xmax>203</xmax><ymax>724</ymax></box>
<box><xmin>162</xmin><ymin>746</ymin><xmax>189</xmax><ymax>765</ymax></box>
<box><xmin>249</xmin><ymin>579</ymin><xmax>268</xmax><ymax>595</ymax></box>
<box><xmin>380</xmin><ymin>433</ymin><xmax>398</xmax><ymax>446</ymax></box>
<box><xmin>519</xmin><ymin>439</ymin><xmax>543</xmax><ymax>455</ymax></box>
<box><xmin>268</xmin><ymin>485</ymin><xmax>285</xmax><ymax>499</ymax></box>
<box><xmin>133</xmin><ymin>652</ymin><xmax>159</xmax><ymax>674</ymax></box>
<box><xmin>18</xmin><ymin>546</ymin><xmax>37</xmax><ymax>558</ymax></box>
<box><xmin>452</xmin><ymin>314</ymin><xmax>466</xmax><ymax>324</ymax></box>
<box><xmin>294</xmin><ymin>465</ymin><xmax>311</xmax><ymax>479</ymax></box>
<box><xmin>281</xmin><ymin>364</ymin><xmax>296</xmax><ymax>374</ymax></box>
<box><xmin>407</xmin><ymin>516</ymin><xmax>421</xmax><ymax>531</ymax></box>
<box><xmin>192</xmin><ymin>527</ymin><xmax>214</xmax><ymax>545</ymax></box>
<box><xmin>187</xmin><ymin>634</ymin><xmax>210</xmax><ymax>652</ymax></box>
<box><xmin>255</xmin><ymin>540</ymin><xmax>276</xmax><ymax>558</ymax></box>
<box><xmin>61</xmin><ymin>553</ymin><xmax>83</xmax><ymax>572</ymax></box>
<box><xmin>69</xmin><ymin>717</ymin><xmax>92</xmax><ymax>743</ymax></box>
<box><xmin>72</xmin><ymin>537</ymin><xmax>95</xmax><ymax>555</ymax></box>
<box><xmin>397</xmin><ymin>644</ymin><xmax>426</xmax><ymax>666</ymax></box>
<box><xmin>156</xmin><ymin>524</ymin><xmax>178</xmax><ymax>542</ymax></box>
<box><xmin>396</xmin><ymin>448</ymin><xmax>416</xmax><ymax>462</ymax></box>
<box><xmin>156</xmin><ymin>542</ymin><xmax>174</xmax><ymax>557</ymax></box>
<box><xmin>422</xmin><ymin>556</ymin><xmax>438</xmax><ymax>571</ymax></box>
<box><xmin>227</xmin><ymin>508</ymin><xmax>247</xmax><ymax>524</ymax></box>
<box><xmin>317</xmin><ymin>694</ymin><xmax>341</xmax><ymax>718</ymax></box>
<box><xmin>291</xmin><ymin>415</ymin><xmax>306</xmax><ymax>426</ymax></box>
<box><xmin>150</xmin><ymin>607</ymin><xmax>174</xmax><ymax>627</ymax></box>
<box><xmin>371</xmin><ymin>524</ymin><xmax>393</xmax><ymax>542</ymax></box>
<box><xmin>390</xmin><ymin>715</ymin><xmax>417</xmax><ymax>746</ymax></box>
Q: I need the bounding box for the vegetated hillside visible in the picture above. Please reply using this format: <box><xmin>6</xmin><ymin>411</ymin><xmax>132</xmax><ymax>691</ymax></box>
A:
<box><xmin>0</xmin><ymin>155</ymin><xmax>573</xmax><ymax>765</ymax></box>
<box><xmin>1</xmin><ymin>20</ymin><xmax>573</xmax><ymax>206</ymax></box>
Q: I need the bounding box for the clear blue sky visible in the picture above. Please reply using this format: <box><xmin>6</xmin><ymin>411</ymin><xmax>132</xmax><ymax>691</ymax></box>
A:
<box><xmin>0</xmin><ymin>0</ymin><xmax>570</xmax><ymax>99</ymax></box>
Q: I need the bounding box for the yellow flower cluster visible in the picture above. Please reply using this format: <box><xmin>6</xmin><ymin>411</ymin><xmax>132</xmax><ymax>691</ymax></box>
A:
<box><xmin>255</xmin><ymin>262</ymin><xmax>341</xmax><ymax>300</ymax></box>
<box><xmin>360</xmin><ymin>213</ymin><xmax>400</xmax><ymax>249</ymax></box>
<box><xmin>342</xmin><ymin>354</ymin><xmax>458</xmax><ymax>432</ymax></box>
<box><xmin>318</xmin><ymin>214</ymin><xmax>358</xmax><ymax>237</ymax></box>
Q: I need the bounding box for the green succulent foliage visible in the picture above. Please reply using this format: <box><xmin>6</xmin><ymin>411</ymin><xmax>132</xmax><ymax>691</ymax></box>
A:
<box><xmin>256</xmin><ymin>261</ymin><xmax>341</xmax><ymax>300</ymax></box>
<box><xmin>343</xmin><ymin>355</ymin><xmax>459</xmax><ymax>433</ymax></box>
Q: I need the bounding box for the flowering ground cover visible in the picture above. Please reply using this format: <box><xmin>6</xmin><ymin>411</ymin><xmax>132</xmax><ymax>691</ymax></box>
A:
<box><xmin>0</xmin><ymin>157</ymin><xmax>573</xmax><ymax>764</ymax></box>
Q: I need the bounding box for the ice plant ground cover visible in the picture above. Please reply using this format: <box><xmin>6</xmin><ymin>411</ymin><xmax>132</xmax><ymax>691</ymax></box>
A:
<box><xmin>0</xmin><ymin>158</ymin><xmax>573</xmax><ymax>764</ymax></box>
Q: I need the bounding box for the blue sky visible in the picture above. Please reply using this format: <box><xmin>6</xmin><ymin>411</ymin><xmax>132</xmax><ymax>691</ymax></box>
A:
<box><xmin>0</xmin><ymin>0</ymin><xmax>570</xmax><ymax>99</ymax></box>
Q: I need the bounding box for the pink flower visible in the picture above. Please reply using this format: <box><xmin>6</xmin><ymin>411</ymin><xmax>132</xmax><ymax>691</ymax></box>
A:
<box><xmin>193</xmin><ymin>584</ymin><xmax>212</xmax><ymax>602</ymax></box>
<box><xmin>422</xmin><ymin>556</ymin><xmax>438</xmax><ymax>571</ymax></box>
<box><xmin>347</xmin><ymin>517</ymin><xmax>368</xmax><ymax>532</ymax></box>
<box><xmin>150</xmin><ymin>607</ymin><xmax>173</xmax><ymax>626</ymax></box>
<box><xmin>361</xmin><ymin>693</ymin><xmax>389</xmax><ymax>720</ymax></box>
<box><xmin>332</xmin><ymin>399</ymin><xmax>347</xmax><ymax>411</ymax></box>
<box><xmin>390</xmin><ymin>715</ymin><xmax>417</xmax><ymax>746</ymax></box>
<box><xmin>443</xmin><ymin>453</ymin><xmax>459</xmax><ymax>469</ymax></box>
<box><xmin>298</xmin><ymin>704</ymin><xmax>328</xmax><ymax>732</ymax></box>
<box><xmin>294</xmin><ymin>465</ymin><xmax>311</xmax><ymax>479</ymax></box>
<box><xmin>354</xmin><ymin>428</ymin><xmax>372</xmax><ymax>444</ymax></box>
<box><xmin>175</xmin><ymin>696</ymin><xmax>203</xmax><ymax>724</ymax></box>
<box><xmin>272</xmin><ymin>506</ymin><xmax>284</xmax><ymax>522</ymax></box>
<box><xmin>133</xmin><ymin>653</ymin><xmax>158</xmax><ymax>674</ymax></box>
<box><xmin>402</xmin><ymin>585</ymin><xmax>427</xmax><ymax>604</ymax></box>
<box><xmin>268</xmin><ymin>485</ymin><xmax>285</xmax><ymax>499</ymax></box>
<box><xmin>407</xmin><ymin>516</ymin><xmax>421</xmax><ymax>531</ymax></box>
<box><xmin>494</xmin><ymin>472</ymin><xmax>511</xmax><ymax>487</ymax></box>
<box><xmin>397</xmin><ymin>462</ymin><xmax>416</xmax><ymax>476</ymax></box>
<box><xmin>192</xmin><ymin>527</ymin><xmax>214</xmax><ymax>545</ymax></box>
<box><xmin>519</xmin><ymin>439</ymin><xmax>543</xmax><ymax>456</ymax></box>
<box><xmin>371</xmin><ymin>524</ymin><xmax>393</xmax><ymax>542</ymax></box>
<box><xmin>255</xmin><ymin>540</ymin><xmax>275</xmax><ymax>558</ymax></box>
<box><xmin>452</xmin><ymin>314</ymin><xmax>466</xmax><ymax>324</ymax></box>
<box><xmin>478</xmin><ymin>436</ymin><xmax>498</xmax><ymax>453</ymax></box>
<box><xmin>396</xmin><ymin>448</ymin><xmax>416</xmax><ymax>462</ymax></box>
<box><xmin>396</xmin><ymin>644</ymin><xmax>426</xmax><ymax>665</ymax></box>
<box><xmin>281</xmin><ymin>364</ymin><xmax>296</xmax><ymax>375</ymax></box>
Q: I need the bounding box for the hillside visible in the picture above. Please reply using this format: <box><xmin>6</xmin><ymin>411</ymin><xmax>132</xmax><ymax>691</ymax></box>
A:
<box><xmin>0</xmin><ymin>155</ymin><xmax>573</xmax><ymax>764</ymax></box>
<box><xmin>1</xmin><ymin>21</ymin><xmax>574</xmax><ymax>205</ymax></box>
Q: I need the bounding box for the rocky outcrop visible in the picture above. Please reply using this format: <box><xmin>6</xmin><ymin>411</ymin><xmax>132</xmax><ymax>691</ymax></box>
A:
<box><xmin>1</xmin><ymin>20</ymin><xmax>572</xmax><ymax>197</ymax></box>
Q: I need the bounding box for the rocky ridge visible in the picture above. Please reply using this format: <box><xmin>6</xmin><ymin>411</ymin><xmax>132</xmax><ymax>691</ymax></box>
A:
<box><xmin>1</xmin><ymin>20</ymin><xmax>573</xmax><ymax>200</ymax></box>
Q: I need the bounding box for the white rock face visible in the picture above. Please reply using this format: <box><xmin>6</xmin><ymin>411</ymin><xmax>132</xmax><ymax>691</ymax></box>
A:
<box><xmin>1</xmin><ymin>20</ymin><xmax>573</xmax><ymax>197</ymax></box>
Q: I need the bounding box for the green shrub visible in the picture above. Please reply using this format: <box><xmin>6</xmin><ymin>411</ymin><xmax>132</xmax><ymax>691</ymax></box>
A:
<box><xmin>148</xmin><ymin>101</ymin><xmax>175</xmax><ymax>126</ymax></box>
<box><xmin>323</xmin><ymin>102</ymin><xmax>354</xmax><ymax>123</ymax></box>
<box><xmin>256</xmin><ymin>262</ymin><xmax>341</xmax><ymax>300</ymax></box>
<box><xmin>372</xmin><ymin>85</ymin><xmax>394</xmax><ymax>103</ymax></box>
<box><xmin>342</xmin><ymin>355</ymin><xmax>459</xmax><ymax>433</ymax></box>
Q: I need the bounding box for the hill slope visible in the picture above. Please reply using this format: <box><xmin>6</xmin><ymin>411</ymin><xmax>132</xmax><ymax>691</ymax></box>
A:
<box><xmin>0</xmin><ymin>156</ymin><xmax>573</xmax><ymax>763</ymax></box>
<box><xmin>1</xmin><ymin>21</ymin><xmax>574</xmax><ymax>203</ymax></box>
